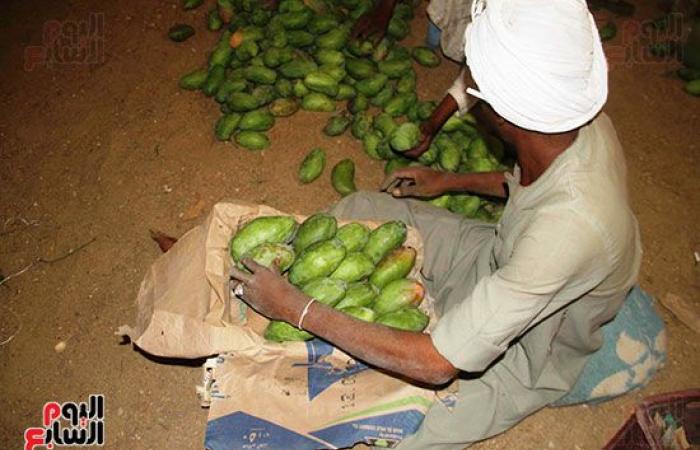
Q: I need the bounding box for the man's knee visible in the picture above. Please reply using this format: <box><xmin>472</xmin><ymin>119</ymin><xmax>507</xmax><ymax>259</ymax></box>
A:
<box><xmin>330</xmin><ymin>191</ymin><xmax>394</xmax><ymax>218</ymax></box>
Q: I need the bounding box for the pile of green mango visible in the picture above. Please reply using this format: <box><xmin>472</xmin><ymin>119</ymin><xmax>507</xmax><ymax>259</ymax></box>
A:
<box><xmin>229</xmin><ymin>213</ymin><xmax>430</xmax><ymax>342</ymax></box>
<box><xmin>178</xmin><ymin>0</ymin><xmax>436</xmax><ymax>150</ymax></box>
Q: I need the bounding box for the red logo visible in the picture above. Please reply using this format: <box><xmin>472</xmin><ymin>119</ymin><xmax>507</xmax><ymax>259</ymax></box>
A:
<box><xmin>24</xmin><ymin>394</ymin><xmax>105</xmax><ymax>449</ymax></box>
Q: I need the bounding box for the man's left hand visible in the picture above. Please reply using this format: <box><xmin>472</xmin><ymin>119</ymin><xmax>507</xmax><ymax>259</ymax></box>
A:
<box><xmin>230</xmin><ymin>259</ymin><xmax>305</xmax><ymax>324</ymax></box>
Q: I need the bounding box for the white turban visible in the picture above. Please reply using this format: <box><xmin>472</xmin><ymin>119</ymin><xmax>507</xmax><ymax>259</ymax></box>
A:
<box><xmin>464</xmin><ymin>0</ymin><xmax>608</xmax><ymax>133</ymax></box>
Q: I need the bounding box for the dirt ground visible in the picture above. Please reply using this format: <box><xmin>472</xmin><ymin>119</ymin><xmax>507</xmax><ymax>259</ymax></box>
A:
<box><xmin>0</xmin><ymin>0</ymin><xmax>698</xmax><ymax>449</ymax></box>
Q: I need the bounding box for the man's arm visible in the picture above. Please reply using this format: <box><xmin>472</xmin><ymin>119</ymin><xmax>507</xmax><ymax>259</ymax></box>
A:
<box><xmin>382</xmin><ymin>166</ymin><xmax>508</xmax><ymax>199</ymax></box>
<box><xmin>351</xmin><ymin>0</ymin><xmax>399</xmax><ymax>43</ymax></box>
<box><xmin>231</xmin><ymin>260</ymin><xmax>458</xmax><ymax>386</ymax></box>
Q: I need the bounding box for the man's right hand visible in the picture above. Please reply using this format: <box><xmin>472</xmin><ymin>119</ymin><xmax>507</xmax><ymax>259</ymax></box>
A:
<box><xmin>351</xmin><ymin>0</ymin><xmax>397</xmax><ymax>44</ymax></box>
<box><xmin>381</xmin><ymin>166</ymin><xmax>450</xmax><ymax>198</ymax></box>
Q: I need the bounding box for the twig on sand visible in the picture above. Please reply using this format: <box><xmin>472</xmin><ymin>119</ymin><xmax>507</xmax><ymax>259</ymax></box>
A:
<box><xmin>0</xmin><ymin>237</ymin><xmax>97</xmax><ymax>288</ymax></box>
<box><xmin>0</xmin><ymin>307</ymin><xmax>22</xmax><ymax>346</ymax></box>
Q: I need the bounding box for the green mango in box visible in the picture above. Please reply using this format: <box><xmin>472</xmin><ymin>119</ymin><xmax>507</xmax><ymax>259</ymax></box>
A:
<box><xmin>317</xmin><ymin>27</ymin><xmax>349</xmax><ymax>50</ymax></box>
<box><xmin>374</xmin><ymin>113</ymin><xmax>397</xmax><ymax>137</ymax></box>
<box><xmin>384</xmin><ymin>93</ymin><xmax>417</xmax><ymax>117</ymax></box>
<box><xmin>289</xmin><ymin>239</ymin><xmax>346</xmax><ymax>285</ymax></box>
<box><xmin>202</xmin><ymin>65</ymin><xmax>226</xmax><ymax>96</ymax></box>
<box><xmin>335</xmin><ymin>281</ymin><xmax>377</xmax><ymax>309</ymax></box>
<box><xmin>323</xmin><ymin>113</ymin><xmax>352</xmax><ymax>136</ymax></box>
<box><xmin>336</xmin><ymin>84</ymin><xmax>356</xmax><ymax>101</ymax></box>
<box><xmin>216</xmin><ymin>79</ymin><xmax>248</xmax><ymax>103</ymax></box>
<box><xmin>412</xmin><ymin>47</ymin><xmax>441</xmax><ymax>67</ymax></box>
<box><xmin>370</xmin><ymin>85</ymin><xmax>394</xmax><ymax>108</ymax></box>
<box><xmin>310</xmin><ymin>15</ymin><xmax>339</xmax><ymax>35</ymax></box>
<box><xmin>304</xmin><ymin>71</ymin><xmax>339</xmax><ymax>97</ymax></box>
<box><xmin>387</xmin><ymin>16</ymin><xmax>409</xmax><ymax>40</ymax></box>
<box><xmin>376</xmin><ymin>306</ymin><xmax>428</xmax><ymax>332</ymax></box>
<box><xmin>448</xmin><ymin>194</ymin><xmax>481</xmax><ymax>217</ymax></box>
<box><xmin>264</xmin><ymin>320</ymin><xmax>313</xmax><ymax>342</ymax></box>
<box><xmin>364</xmin><ymin>221</ymin><xmax>407</xmax><ymax>264</ymax></box>
<box><xmin>235</xmin><ymin>131</ymin><xmax>270</xmax><ymax>150</ymax></box>
<box><xmin>315</xmin><ymin>49</ymin><xmax>345</xmax><ymax>66</ymax></box>
<box><xmin>437</xmin><ymin>138</ymin><xmax>461</xmax><ymax>172</ymax></box>
<box><xmin>168</xmin><ymin>24</ymin><xmax>195</xmax><ymax>42</ymax></box>
<box><xmin>384</xmin><ymin>158</ymin><xmax>410</xmax><ymax>175</ymax></box>
<box><xmin>355</xmin><ymin>73</ymin><xmax>389</xmax><ymax>97</ymax></box>
<box><xmin>293</xmin><ymin>79</ymin><xmax>310</xmax><ymax>98</ymax></box>
<box><xmin>238</xmin><ymin>109</ymin><xmax>275</xmax><ymax>131</ymax></box>
<box><xmin>278</xmin><ymin>10</ymin><xmax>313</xmax><ymax>30</ymax></box>
<box><xmin>298</xmin><ymin>148</ymin><xmax>326</xmax><ymax>183</ymax></box>
<box><xmin>230</xmin><ymin>215</ymin><xmax>298</xmax><ymax>262</ymax></box>
<box><xmin>301</xmin><ymin>277</ymin><xmax>347</xmax><ymax>306</ymax></box>
<box><xmin>331</xmin><ymin>159</ymin><xmax>357</xmax><ymax>197</ymax></box>
<box><xmin>269</xmin><ymin>98</ymin><xmax>299</xmax><ymax>117</ymax></box>
<box><xmin>348</xmin><ymin>95</ymin><xmax>369</xmax><ymax>113</ymax></box>
<box><xmin>373</xmin><ymin>279</ymin><xmax>425</xmax><ymax>315</ymax></box>
<box><xmin>179</xmin><ymin>68</ymin><xmax>209</xmax><ymax>90</ymax></box>
<box><xmin>335</xmin><ymin>223</ymin><xmax>370</xmax><ymax>253</ymax></box>
<box><xmin>294</xmin><ymin>213</ymin><xmax>337</xmax><ymax>253</ymax></box>
<box><xmin>251</xmin><ymin>85</ymin><xmax>277</xmax><ymax>106</ymax></box>
<box><xmin>378</xmin><ymin>58</ymin><xmax>412</xmax><ymax>79</ymax></box>
<box><xmin>396</xmin><ymin>72</ymin><xmax>416</xmax><ymax>94</ymax></box>
<box><xmin>302</xmin><ymin>93</ymin><xmax>336</xmax><ymax>112</ymax></box>
<box><xmin>279</xmin><ymin>59</ymin><xmax>318</xmax><ymax>79</ymax></box>
<box><xmin>428</xmin><ymin>194</ymin><xmax>450</xmax><ymax>209</ymax></box>
<box><xmin>362</xmin><ymin>132</ymin><xmax>383</xmax><ymax>160</ymax></box>
<box><xmin>215</xmin><ymin>113</ymin><xmax>242</xmax><ymax>140</ymax></box>
<box><xmin>351</xmin><ymin>111</ymin><xmax>374</xmax><ymax>139</ymax></box>
<box><xmin>228</xmin><ymin>92</ymin><xmax>260</xmax><ymax>112</ymax></box>
<box><xmin>320</xmin><ymin>65</ymin><xmax>346</xmax><ymax>83</ymax></box>
<box><xmin>207</xmin><ymin>8</ymin><xmax>223</xmax><ymax>31</ymax></box>
<box><xmin>275</xmin><ymin>78</ymin><xmax>293</xmax><ymax>97</ymax></box>
<box><xmin>339</xmin><ymin>306</ymin><xmax>376</xmax><ymax>322</ymax></box>
<box><xmin>389</xmin><ymin>122</ymin><xmax>421</xmax><ymax>152</ymax></box>
<box><xmin>331</xmin><ymin>252</ymin><xmax>375</xmax><ymax>282</ymax></box>
<box><xmin>370</xmin><ymin>247</ymin><xmax>416</xmax><ymax>289</ymax></box>
<box><xmin>287</xmin><ymin>30</ymin><xmax>315</xmax><ymax>47</ymax></box>
<box><xmin>242</xmin><ymin>243</ymin><xmax>295</xmax><ymax>271</ymax></box>
<box><xmin>346</xmin><ymin>58</ymin><xmax>377</xmax><ymax>79</ymax></box>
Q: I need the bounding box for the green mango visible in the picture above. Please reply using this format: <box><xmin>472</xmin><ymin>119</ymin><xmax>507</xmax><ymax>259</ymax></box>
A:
<box><xmin>331</xmin><ymin>252</ymin><xmax>375</xmax><ymax>282</ymax></box>
<box><xmin>396</xmin><ymin>72</ymin><xmax>416</xmax><ymax>94</ymax></box>
<box><xmin>378</xmin><ymin>58</ymin><xmax>412</xmax><ymax>78</ymax></box>
<box><xmin>371</xmin><ymin>38</ymin><xmax>392</xmax><ymax>62</ymax></box>
<box><xmin>279</xmin><ymin>0</ymin><xmax>306</xmax><ymax>13</ymax></box>
<box><xmin>362</xmin><ymin>131</ymin><xmax>383</xmax><ymax>160</ymax></box>
<box><xmin>355</xmin><ymin>73</ymin><xmax>389</xmax><ymax>97</ymax></box>
<box><xmin>244</xmin><ymin>66</ymin><xmax>277</xmax><ymax>85</ymax></box>
<box><xmin>369</xmin><ymin>247</ymin><xmax>416</xmax><ymax>289</ymax></box>
<box><xmin>348</xmin><ymin>94</ymin><xmax>369</xmax><ymax>113</ymax></box>
<box><xmin>373</xmin><ymin>278</ymin><xmax>425</xmax><ymax>315</ymax></box>
<box><xmin>448</xmin><ymin>194</ymin><xmax>481</xmax><ymax>217</ymax></box>
<box><xmin>298</xmin><ymin>148</ymin><xmax>326</xmax><ymax>184</ymax></box>
<box><xmin>317</xmin><ymin>27</ymin><xmax>349</xmax><ymax>50</ymax></box>
<box><xmin>287</xmin><ymin>30</ymin><xmax>315</xmax><ymax>47</ymax></box>
<box><xmin>264</xmin><ymin>321</ymin><xmax>313</xmax><ymax>342</ymax></box>
<box><xmin>229</xmin><ymin>215</ymin><xmax>298</xmax><ymax>262</ymax></box>
<box><xmin>335</xmin><ymin>223</ymin><xmax>370</xmax><ymax>252</ymax></box>
<box><xmin>309</xmin><ymin>15</ymin><xmax>339</xmax><ymax>35</ymax></box>
<box><xmin>376</xmin><ymin>306</ymin><xmax>428</xmax><ymax>332</ymax></box>
<box><xmin>301</xmin><ymin>277</ymin><xmax>347</xmax><ymax>306</ymax></box>
<box><xmin>202</xmin><ymin>65</ymin><xmax>227</xmax><ymax>96</ymax></box>
<box><xmin>384</xmin><ymin>158</ymin><xmax>411</xmax><ymax>175</ymax></box>
<box><xmin>335</xmin><ymin>281</ymin><xmax>377</xmax><ymax>309</ymax></box>
<box><xmin>389</xmin><ymin>122</ymin><xmax>421</xmax><ymax>152</ymax></box>
<box><xmin>345</xmin><ymin>58</ymin><xmax>377</xmax><ymax>79</ymax></box>
<box><xmin>228</xmin><ymin>92</ymin><xmax>260</xmax><ymax>112</ymax></box>
<box><xmin>238</xmin><ymin>109</ymin><xmax>275</xmax><ymax>131</ymax></box>
<box><xmin>293</xmin><ymin>213</ymin><xmax>337</xmax><ymax>253</ymax></box>
<box><xmin>384</xmin><ymin>93</ymin><xmax>417</xmax><ymax>117</ymax></box>
<box><xmin>370</xmin><ymin>85</ymin><xmax>394</xmax><ymax>108</ymax></box>
<box><xmin>437</xmin><ymin>137</ymin><xmax>461</xmax><ymax>172</ymax></box>
<box><xmin>168</xmin><ymin>24</ymin><xmax>195</xmax><ymax>42</ymax></box>
<box><xmin>394</xmin><ymin>3</ymin><xmax>414</xmax><ymax>20</ymax></box>
<box><xmin>279</xmin><ymin>59</ymin><xmax>318</xmax><ymax>79</ymax></box>
<box><xmin>235</xmin><ymin>40</ymin><xmax>259</xmax><ymax>61</ymax></box>
<box><xmin>289</xmin><ymin>239</ymin><xmax>347</xmax><ymax>285</ymax></box>
<box><xmin>315</xmin><ymin>49</ymin><xmax>345</xmax><ymax>66</ymax></box>
<box><xmin>179</xmin><ymin>68</ymin><xmax>209</xmax><ymax>90</ymax></box>
<box><xmin>235</xmin><ymin>131</ymin><xmax>270</xmax><ymax>150</ymax></box>
<box><xmin>467</xmin><ymin>137</ymin><xmax>489</xmax><ymax>159</ymax></box>
<box><xmin>263</xmin><ymin>47</ymin><xmax>284</xmax><ymax>68</ymax></box>
<box><xmin>215</xmin><ymin>113</ymin><xmax>242</xmax><ymax>140</ymax></box>
<box><xmin>320</xmin><ymin>64</ymin><xmax>346</xmax><ymax>83</ymax></box>
<box><xmin>269</xmin><ymin>98</ymin><xmax>300</xmax><ymax>117</ymax></box>
<box><xmin>304</xmin><ymin>71</ymin><xmax>339</xmax><ymax>97</ymax></box>
<box><xmin>339</xmin><ymin>306</ymin><xmax>376</xmax><ymax>322</ymax></box>
<box><xmin>428</xmin><ymin>194</ymin><xmax>450</xmax><ymax>209</ymax></box>
<box><xmin>331</xmin><ymin>159</ymin><xmax>357</xmax><ymax>197</ymax></box>
<box><xmin>251</xmin><ymin>85</ymin><xmax>277</xmax><ymax>106</ymax></box>
<box><xmin>278</xmin><ymin>10</ymin><xmax>313</xmax><ymax>30</ymax></box>
<box><xmin>351</xmin><ymin>111</ymin><xmax>374</xmax><ymax>139</ymax></box>
<box><xmin>363</xmin><ymin>221</ymin><xmax>407</xmax><ymax>264</ymax></box>
<box><xmin>335</xmin><ymin>84</ymin><xmax>356</xmax><ymax>101</ymax></box>
<box><xmin>387</xmin><ymin>16</ymin><xmax>409</xmax><ymax>40</ymax></box>
<box><xmin>207</xmin><ymin>8</ymin><xmax>223</xmax><ymax>31</ymax></box>
<box><xmin>216</xmin><ymin>79</ymin><xmax>247</xmax><ymax>103</ymax></box>
<box><xmin>302</xmin><ymin>93</ymin><xmax>336</xmax><ymax>112</ymax></box>
<box><xmin>323</xmin><ymin>114</ymin><xmax>352</xmax><ymax>136</ymax></box>
<box><xmin>293</xmin><ymin>79</ymin><xmax>310</xmax><ymax>97</ymax></box>
<box><xmin>242</xmin><ymin>243</ymin><xmax>295</xmax><ymax>271</ymax></box>
<box><xmin>275</xmin><ymin>78</ymin><xmax>293</xmax><ymax>97</ymax></box>
<box><xmin>374</xmin><ymin>113</ymin><xmax>398</xmax><ymax>138</ymax></box>
<box><xmin>412</xmin><ymin>46</ymin><xmax>441</xmax><ymax>67</ymax></box>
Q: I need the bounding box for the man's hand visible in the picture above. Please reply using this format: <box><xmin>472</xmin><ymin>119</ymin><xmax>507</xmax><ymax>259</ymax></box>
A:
<box><xmin>403</xmin><ymin>122</ymin><xmax>437</xmax><ymax>159</ymax></box>
<box><xmin>351</xmin><ymin>0</ymin><xmax>397</xmax><ymax>44</ymax></box>
<box><xmin>230</xmin><ymin>259</ymin><xmax>305</xmax><ymax>324</ymax></box>
<box><xmin>381</xmin><ymin>166</ymin><xmax>451</xmax><ymax>198</ymax></box>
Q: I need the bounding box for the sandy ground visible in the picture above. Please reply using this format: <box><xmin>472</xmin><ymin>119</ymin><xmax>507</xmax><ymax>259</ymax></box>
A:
<box><xmin>0</xmin><ymin>0</ymin><xmax>698</xmax><ymax>449</ymax></box>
